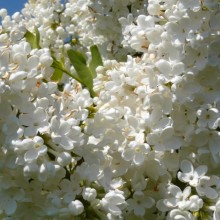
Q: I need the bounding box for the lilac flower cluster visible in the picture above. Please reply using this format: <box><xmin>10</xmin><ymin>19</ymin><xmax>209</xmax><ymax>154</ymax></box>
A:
<box><xmin>1</xmin><ymin>0</ymin><xmax>220</xmax><ymax>219</ymax></box>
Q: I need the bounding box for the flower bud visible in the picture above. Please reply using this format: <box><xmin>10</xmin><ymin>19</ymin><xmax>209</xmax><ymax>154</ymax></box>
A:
<box><xmin>68</xmin><ymin>200</ymin><xmax>84</xmax><ymax>216</ymax></box>
<box><xmin>40</xmin><ymin>54</ymin><xmax>53</xmax><ymax>67</ymax></box>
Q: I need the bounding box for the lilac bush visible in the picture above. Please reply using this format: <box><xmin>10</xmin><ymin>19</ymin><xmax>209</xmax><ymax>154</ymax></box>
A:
<box><xmin>1</xmin><ymin>0</ymin><xmax>220</xmax><ymax>219</ymax></box>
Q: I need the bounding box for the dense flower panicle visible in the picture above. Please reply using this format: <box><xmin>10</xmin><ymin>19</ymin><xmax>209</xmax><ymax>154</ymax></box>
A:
<box><xmin>1</xmin><ymin>0</ymin><xmax>220</xmax><ymax>219</ymax></box>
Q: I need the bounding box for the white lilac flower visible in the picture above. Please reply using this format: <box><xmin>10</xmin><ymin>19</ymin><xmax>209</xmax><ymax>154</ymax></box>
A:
<box><xmin>177</xmin><ymin>160</ymin><xmax>208</xmax><ymax>187</ymax></box>
<box><xmin>162</xmin><ymin>151</ymin><xmax>180</xmax><ymax>172</ymax></box>
<box><xmin>39</xmin><ymin>52</ymin><xmax>53</xmax><ymax>68</ymax></box>
<box><xmin>109</xmin><ymin>152</ymin><xmax>130</xmax><ymax>177</ymax></box>
<box><xmin>56</xmin><ymin>152</ymin><xmax>72</xmax><ymax>166</ymax></box>
<box><xmin>100</xmin><ymin>190</ymin><xmax>126</xmax><ymax>217</ymax></box>
<box><xmin>59</xmin><ymin>174</ymin><xmax>81</xmax><ymax>204</ymax></box>
<box><xmin>127</xmin><ymin>191</ymin><xmax>155</xmax><ymax>216</ymax></box>
<box><xmin>19</xmin><ymin>107</ymin><xmax>49</xmax><ymax>137</ymax></box>
<box><xmin>130</xmin><ymin>171</ymin><xmax>148</xmax><ymax>191</ymax></box>
<box><xmin>82</xmin><ymin>187</ymin><xmax>97</xmax><ymax>202</ymax></box>
<box><xmin>9</xmin><ymin>71</ymin><xmax>28</xmax><ymax>91</ymax></box>
<box><xmin>11</xmin><ymin>41</ymin><xmax>31</xmax><ymax>58</ymax></box>
<box><xmin>147</xmin><ymin>127</ymin><xmax>183</xmax><ymax>151</ymax></box>
<box><xmin>192</xmin><ymin>129</ymin><xmax>220</xmax><ymax>163</ymax></box>
<box><xmin>24</xmin><ymin>136</ymin><xmax>47</xmax><ymax>163</ymax></box>
<box><xmin>50</xmin><ymin>116</ymin><xmax>81</xmax><ymax>150</ymax></box>
<box><xmin>197</xmin><ymin>107</ymin><xmax>219</xmax><ymax>129</ymax></box>
<box><xmin>38</xmin><ymin>161</ymin><xmax>65</xmax><ymax>183</ymax></box>
<box><xmin>76</xmin><ymin>162</ymin><xmax>100</xmax><ymax>182</ymax></box>
<box><xmin>147</xmin><ymin>0</ymin><xmax>161</xmax><ymax>16</ymax></box>
<box><xmin>68</xmin><ymin>200</ymin><xmax>84</xmax><ymax>216</ymax></box>
<box><xmin>187</xmin><ymin>195</ymin><xmax>203</xmax><ymax>212</ymax></box>
<box><xmin>23</xmin><ymin>162</ymin><xmax>39</xmax><ymax>178</ymax></box>
<box><xmin>166</xmin><ymin>209</ymin><xmax>195</xmax><ymax>220</ymax></box>
<box><xmin>13</xmin><ymin>137</ymin><xmax>45</xmax><ymax>162</ymax></box>
<box><xmin>196</xmin><ymin>175</ymin><xmax>219</xmax><ymax>200</ymax></box>
<box><xmin>122</xmin><ymin>141</ymin><xmax>150</xmax><ymax>165</ymax></box>
<box><xmin>157</xmin><ymin>185</ymin><xmax>191</xmax><ymax>212</ymax></box>
<box><xmin>149</xmin><ymin>86</ymin><xmax>173</xmax><ymax>115</ymax></box>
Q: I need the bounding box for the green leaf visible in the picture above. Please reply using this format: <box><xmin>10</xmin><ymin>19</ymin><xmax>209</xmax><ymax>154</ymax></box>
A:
<box><xmin>24</xmin><ymin>30</ymin><xmax>35</xmax><ymax>48</ymax></box>
<box><xmin>51</xmin><ymin>55</ymin><xmax>65</xmax><ymax>82</ymax></box>
<box><xmin>51</xmin><ymin>56</ymin><xmax>83</xmax><ymax>84</ymax></box>
<box><xmin>34</xmin><ymin>26</ymin><xmax>40</xmax><ymax>49</ymax></box>
<box><xmin>89</xmin><ymin>45</ymin><xmax>103</xmax><ymax>77</ymax></box>
<box><xmin>51</xmin><ymin>56</ymin><xmax>65</xmax><ymax>72</ymax></box>
<box><xmin>67</xmin><ymin>49</ymin><xmax>96</xmax><ymax>97</ymax></box>
<box><xmin>51</xmin><ymin>67</ymin><xmax>63</xmax><ymax>82</ymax></box>
<box><xmin>24</xmin><ymin>27</ymin><xmax>40</xmax><ymax>49</ymax></box>
<box><xmin>71</xmin><ymin>49</ymin><xmax>87</xmax><ymax>65</ymax></box>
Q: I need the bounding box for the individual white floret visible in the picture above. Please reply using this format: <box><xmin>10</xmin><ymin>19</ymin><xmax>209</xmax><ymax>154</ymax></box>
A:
<box><xmin>149</xmin><ymin>86</ymin><xmax>173</xmax><ymax>114</ymax></box>
<box><xmin>56</xmin><ymin>152</ymin><xmax>72</xmax><ymax>166</ymax></box>
<box><xmin>59</xmin><ymin>174</ymin><xmax>82</xmax><ymax>204</ymax></box>
<box><xmin>38</xmin><ymin>161</ymin><xmax>65</xmax><ymax>183</ymax></box>
<box><xmin>12</xmin><ymin>41</ymin><xmax>31</xmax><ymax>57</ymax></box>
<box><xmin>122</xmin><ymin>141</ymin><xmax>150</xmax><ymax>165</ymax></box>
<box><xmin>109</xmin><ymin>152</ymin><xmax>131</xmax><ymax>177</ymax></box>
<box><xmin>196</xmin><ymin>175</ymin><xmax>219</xmax><ymax>200</ymax></box>
<box><xmin>50</xmin><ymin>116</ymin><xmax>85</xmax><ymax>150</ymax></box>
<box><xmin>191</xmin><ymin>129</ymin><xmax>220</xmax><ymax>163</ymax></box>
<box><xmin>177</xmin><ymin>160</ymin><xmax>208</xmax><ymax>187</ymax></box>
<box><xmin>197</xmin><ymin>107</ymin><xmax>220</xmax><ymax>129</ymax></box>
<box><xmin>19</xmin><ymin>107</ymin><xmax>49</xmax><ymax>137</ymax></box>
<box><xmin>147</xmin><ymin>0</ymin><xmax>161</xmax><ymax>15</ymax></box>
<box><xmin>9</xmin><ymin>71</ymin><xmax>28</xmax><ymax>91</ymax></box>
<box><xmin>24</xmin><ymin>136</ymin><xmax>47</xmax><ymax>163</ymax></box>
<box><xmin>127</xmin><ymin>191</ymin><xmax>155</xmax><ymax>216</ymax></box>
<box><xmin>162</xmin><ymin>151</ymin><xmax>180</xmax><ymax>173</ymax></box>
<box><xmin>129</xmin><ymin>15</ymin><xmax>156</xmax><ymax>52</ymax></box>
<box><xmin>0</xmin><ymin>9</ymin><xmax>7</xmax><ymax>18</ymax></box>
<box><xmin>157</xmin><ymin>185</ymin><xmax>192</xmax><ymax>211</ymax></box>
<box><xmin>23</xmin><ymin>162</ymin><xmax>39</xmax><ymax>178</ymax></box>
<box><xmin>100</xmin><ymin>190</ymin><xmax>126</xmax><ymax>217</ymax></box>
<box><xmin>76</xmin><ymin>162</ymin><xmax>99</xmax><ymax>182</ymax></box>
<box><xmin>155</xmin><ymin>59</ymin><xmax>184</xmax><ymax>81</ymax></box>
<box><xmin>130</xmin><ymin>171</ymin><xmax>148</xmax><ymax>191</ymax></box>
<box><xmin>166</xmin><ymin>209</ymin><xmax>195</xmax><ymax>220</ymax></box>
<box><xmin>147</xmin><ymin>126</ymin><xmax>183</xmax><ymax>151</ymax></box>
